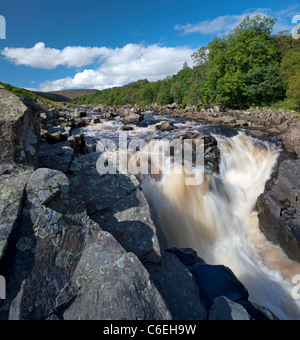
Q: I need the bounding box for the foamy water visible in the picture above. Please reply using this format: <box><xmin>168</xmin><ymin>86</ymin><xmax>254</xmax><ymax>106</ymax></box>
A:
<box><xmin>141</xmin><ymin>132</ymin><xmax>300</xmax><ymax>320</ymax></box>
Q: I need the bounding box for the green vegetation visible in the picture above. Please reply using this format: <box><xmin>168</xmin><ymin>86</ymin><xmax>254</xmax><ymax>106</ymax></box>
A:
<box><xmin>203</xmin><ymin>16</ymin><xmax>286</xmax><ymax>107</ymax></box>
<box><xmin>280</xmin><ymin>45</ymin><xmax>300</xmax><ymax>108</ymax></box>
<box><xmin>0</xmin><ymin>81</ymin><xmax>40</xmax><ymax>100</ymax></box>
<box><xmin>0</xmin><ymin>82</ymin><xmax>71</xmax><ymax>107</ymax></box>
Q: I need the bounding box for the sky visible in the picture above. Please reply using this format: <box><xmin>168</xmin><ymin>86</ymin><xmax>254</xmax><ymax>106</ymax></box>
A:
<box><xmin>0</xmin><ymin>0</ymin><xmax>299</xmax><ymax>92</ymax></box>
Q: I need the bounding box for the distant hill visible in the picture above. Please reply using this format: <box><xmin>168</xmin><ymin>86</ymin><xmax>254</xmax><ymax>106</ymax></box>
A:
<box><xmin>32</xmin><ymin>91</ymin><xmax>72</xmax><ymax>102</ymax></box>
<box><xmin>46</xmin><ymin>89</ymin><xmax>97</xmax><ymax>100</ymax></box>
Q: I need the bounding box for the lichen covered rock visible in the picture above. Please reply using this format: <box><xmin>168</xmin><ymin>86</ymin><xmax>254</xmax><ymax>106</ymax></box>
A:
<box><xmin>0</xmin><ymin>86</ymin><xmax>40</xmax><ymax>166</ymax></box>
<box><xmin>0</xmin><ymin>164</ymin><xmax>33</xmax><ymax>261</ymax></box>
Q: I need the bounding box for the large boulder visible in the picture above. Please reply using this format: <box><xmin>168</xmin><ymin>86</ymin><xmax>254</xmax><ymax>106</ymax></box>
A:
<box><xmin>208</xmin><ymin>296</ymin><xmax>253</xmax><ymax>320</ymax></box>
<box><xmin>154</xmin><ymin>121</ymin><xmax>177</xmax><ymax>131</ymax></box>
<box><xmin>57</xmin><ymin>231</ymin><xmax>170</xmax><ymax>320</ymax></box>
<box><xmin>258</xmin><ymin>159</ymin><xmax>300</xmax><ymax>262</ymax></box>
<box><xmin>0</xmin><ymin>164</ymin><xmax>33</xmax><ymax>261</ymax></box>
<box><xmin>122</xmin><ymin>113</ymin><xmax>144</xmax><ymax>125</ymax></box>
<box><xmin>166</xmin><ymin>247</ymin><xmax>278</xmax><ymax>320</ymax></box>
<box><xmin>0</xmin><ymin>85</ymin><xmax>40</xmax><ymax>166</ymax></box>
<box><xmin>145</xmin><ymin>251</ymin><xmax>207</xmax><ymax>320</ymax></box>
<box><xmin>0</xmin><ymin>167</ymin><xmax>171</xmax><ymax>320</ymax></box>
<box><xmin>68</xmin><ymin>153</ymin><xmax>161</xmax><ymax>265</ymax></box>
<box><xmin>280</xmin><ymin>121</ymin><xmax>300</xmax><ymax>157</ymax></box>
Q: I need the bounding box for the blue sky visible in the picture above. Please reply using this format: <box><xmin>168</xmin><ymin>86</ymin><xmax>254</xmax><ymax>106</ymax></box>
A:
<box><xmin>0</xmin><ymin>0</ymin><xmax>299</xmax><ymax>91</ymax></box>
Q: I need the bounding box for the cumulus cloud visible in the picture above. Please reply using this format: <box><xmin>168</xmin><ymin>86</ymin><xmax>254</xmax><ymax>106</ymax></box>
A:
<box><xmin>1</xmin><ymin>42</ymin><xmax>194</xmax><ymax>91</ymax></box>
<box><xmin>4</xmin><ymin>43</ymin><xmax>194</xmax><ymax>91</ymax></box>
<box><xmin>1</xmin><ymin>42</ymin><xmax>110</xmax><ymax>69</ymax></box>
<box><xmin>175</xmin><ymin>5</ymin><xmax>300</xmax><ymax>36</ymax></box>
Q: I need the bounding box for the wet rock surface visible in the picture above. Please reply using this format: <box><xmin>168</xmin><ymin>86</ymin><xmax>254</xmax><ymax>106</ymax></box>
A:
<box><xmin>166</xmin><ymin>248</ymin><xmax>278</xmax><ymax>320</ymax></box>
<box><xmin>258</xmin><ymin>158</ymin><xmax>300</xmax><ymax>262</ymax></box>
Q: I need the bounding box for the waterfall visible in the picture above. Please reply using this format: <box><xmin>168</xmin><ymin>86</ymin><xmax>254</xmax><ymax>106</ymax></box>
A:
<box><xmin>141</xmin><ymin>132</ymin><xmax>300</xmax><ymax>320</ymax></box>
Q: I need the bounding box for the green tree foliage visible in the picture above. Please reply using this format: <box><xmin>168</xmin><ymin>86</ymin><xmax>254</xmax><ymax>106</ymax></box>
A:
<box><xmin>242</xmin><ymin>65</ymin><xmax>285</xmax><ymax>105</ymax></box>
<box><xmin>286</xmin><ymin>72</ymin><xmax>300</xmax><ymax>107</ymax></box>
<box><xmin>280</xmin><ymin>47</ymin><xmax>300</xmax><ymax>84</ymax></box>
<box><xmin>275</xmin><ymin>31</ymin><xmax>300</xmax><ymax>59</ymax></box>
<box><xmin>280</xmin><ymin>47</ymin><xmax>300</xmax><ymax>107</ymax></box>
<box><xmin>203</xmin><ymin>15</ymin><xmax>285</xmax><ymax>107</ymax></box>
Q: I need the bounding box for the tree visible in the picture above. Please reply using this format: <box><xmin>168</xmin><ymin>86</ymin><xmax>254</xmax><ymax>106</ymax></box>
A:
<box><xmin>242</xmin><ymin>65</ymin><xmax>285</xmax><ymax>106</ymax></box>
<box><xmin>275</xmin><ymin>31</ymin><xmax>300</xmax><ymax>59</ymax></box>
<box><xmin>287</xmin><ymin>72</ymin><xmax>300</xmax><ymax>107</ymax></box>
<box><xmin>192</xmin><ymin>46</ymin><xmax>209</xmax><ymax>66</ymax></box>
<box><xmin>182</xmin><ymin>61</ymin><xmax>189</xmax><ymax>70</ymax></box>
<box><xmin>203</xmin><ymin>15</ymin><xmax>283</xmax><ymax>107</ymax></box>
<box><xmin>280</xmin><ymin>47</ymin><xmax>300</xmax><ymax>85</ymax></box>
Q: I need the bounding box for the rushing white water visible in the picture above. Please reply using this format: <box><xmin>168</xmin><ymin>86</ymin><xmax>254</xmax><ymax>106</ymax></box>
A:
<box><xmin>140</xmin><ymin>132</ymin><xmax>300</xmax><ymax>320</ymax></box>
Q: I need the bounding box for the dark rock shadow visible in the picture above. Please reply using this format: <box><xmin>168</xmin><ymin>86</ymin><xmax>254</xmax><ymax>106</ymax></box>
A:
<box><xmin>0</xmin><ymin>196</ymin><xmax>37</xmax><ymax>320</ymax></box>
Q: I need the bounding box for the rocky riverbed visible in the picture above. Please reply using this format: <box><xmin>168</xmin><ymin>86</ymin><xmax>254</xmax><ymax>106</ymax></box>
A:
<box><xmin>0</xmin><ymin>85</ymin><xmax>299</xmax><ymax>320</ymax></box>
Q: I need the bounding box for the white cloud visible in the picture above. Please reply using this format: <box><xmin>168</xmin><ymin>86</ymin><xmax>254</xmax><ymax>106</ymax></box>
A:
<box><xmin>175</xmin><ymin>5</ymin><xmax>300</xmax><ymax>36</ymax></box>
<box><xmin>1</xmin><ymin>42</ymin><xmax>110</xmax><ymax>69</ymax></box>
<box><xmin>174</xmin><ymin>9</ymin><xmax>269</xmax><ymax>35</ymax></box>
<box><xmin>1</xmin><ymin>42</ymin><xmax>195</xmax><ymax>91</ymax></box>
<box><xmin>37</xmin><ymin>44</ymin><xmax>194</xmax><ymax>91</ymax></box>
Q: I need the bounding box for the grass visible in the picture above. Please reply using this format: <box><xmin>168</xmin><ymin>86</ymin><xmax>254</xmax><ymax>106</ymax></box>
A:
<box><xmin>268</xmin><ymin>99</ymin><xmax>299</xmax><ymax>112</ymax></box>
<box><xmin>0</xmin><ymin>82</ymin><xmax>40</xmax><ymax>100</ymax></box>
<box><xmin>0</xmin><ymin>82</ymin><xmax>67</xmax><ymax>108</ymax></box>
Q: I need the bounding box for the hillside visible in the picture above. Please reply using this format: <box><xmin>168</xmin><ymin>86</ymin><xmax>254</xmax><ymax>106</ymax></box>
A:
<box><xmin>32</xmin><ymin>91</ymin><xmax>71</xmax><ymax>102</ymax></box>
<box><xmin>49</xmin><ymin>89</ymin><xmax>97</xmax><ymax>99</ymax></box>
<box><xmin>32</xmin><ymin>89</ymin><xmax>97</xmax><ymax>102</ymax></box>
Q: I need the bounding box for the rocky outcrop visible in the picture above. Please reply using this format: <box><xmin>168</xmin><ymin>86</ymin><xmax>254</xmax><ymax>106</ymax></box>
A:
<box><xmin>166</xmin><ymin>248</ymin><xmax>278</xmax><ymax>320</ymax></box>
<box><xmin>55</xmin><ymin>231</ymin><xmax>170</xmax><ymax>321</ymax></box>
<box><xmin>0</xmin><ymin>85</ymin><xmax>40</xmax><ymax>166</ymax></box>
<box><xmin>279</xmin><ymin>121</ymin><xmax>300</xmax><ymax>158</ymax></box>
<box><xmin>39</xmin><ymin>141</ymin><xmax>75</xmax><ymax>174</ymax></box>
<box><xmin>68</xmin><ymin>153</ymin><xmax>161</xmax><ymax>265</ymax></box>
<box><xmin>0</xmin><ymin>158</ymin><xmax>209</xmax><ymax>320</ymax></box>
<box><xmin>145</xmin><ymin>250</ymin><xmax>207</xmax><ymax>320</ymax></box>
<box><xmin>257</xmin><ymin>158</ymin><xmax>300</xmax><ymax>262</ymax></box>
<box><xmin>38</xmin><ymin>133</ymin><xmax>87</xmax><ymax>174</ymax></box>
<box><xmin>154</xmin><ymin>121</ymin><xmax>177</xmax><ymax>131</ymax></box>
<box><xmin>0</xmin><ymin>166</ymin><xmax>171</xmax><ymax>320</ymax></box>
<box><xmin>0</xmin><ymin>164</ymin><xmax>33</xmax><ymax>261</ymax></box>
<box><xmin>208</xmin><ymin>297</ymin><xmax>253</xmax><ymax>320</ymax></box>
